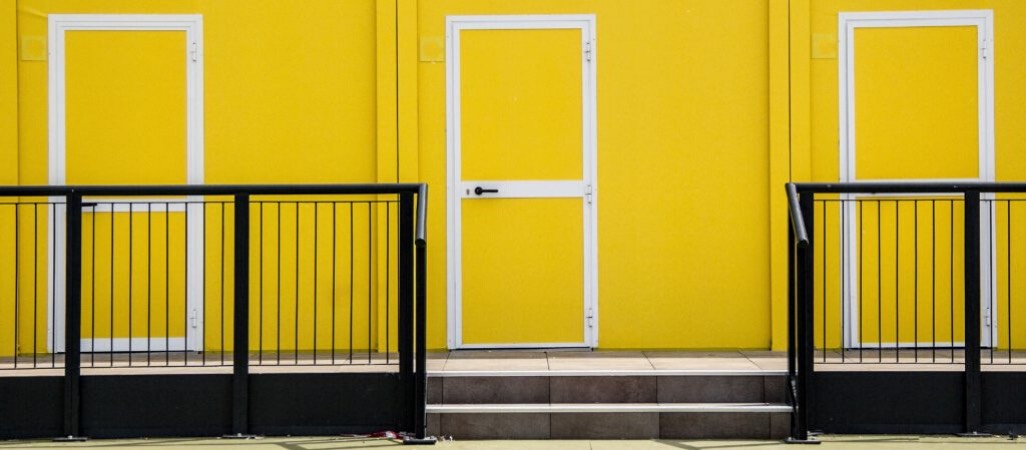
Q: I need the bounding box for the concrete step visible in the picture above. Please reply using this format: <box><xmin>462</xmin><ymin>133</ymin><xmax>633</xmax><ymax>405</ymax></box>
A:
<box><xmin>428</xmin><ymin>371</ymin><xmax>788</xmax><ymax>405</ymax></box>
<box><xmin>426</xmin><ymin>370</ymin><xmax>791</xmax><ymax>439</ymax></box>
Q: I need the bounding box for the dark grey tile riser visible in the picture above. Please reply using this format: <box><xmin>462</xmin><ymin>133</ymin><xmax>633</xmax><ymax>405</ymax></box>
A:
<box><xmin>430</xmin><ymin>412</ymin><xmax>792</xmax><ymax>439</ymax></box>
<box><xmin>433</xmin><ymin>375</ymin><xmax>781</xmax><ymax>404</ymax></box>
<box><xmin>550</xmin><ymin>376</ymin><xmax>656</xmax><ymax>403</ymax></box>
<box><xmin>441</xmin><ymin>376</ymin><xmax>548</xmax><ymax>404</ymax></box>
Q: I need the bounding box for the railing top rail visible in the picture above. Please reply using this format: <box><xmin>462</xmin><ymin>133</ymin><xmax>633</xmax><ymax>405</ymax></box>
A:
<box><xmin>785</xmin><ymin>183</ymin><xmax>809</xmax><ymax>248</ymax></box>
<box><xmin>0</xmin><ymin>182</ymin><xmax>430</xmax><ymax>243</ymax></box>
<box><xmin>0</xmin><ymin>183</ymin><xmax>425</xmax><ymax>197</ymax></box>
<box><xmin>793</xmin><ymin>181</ymin><xmax>1026</xmax><ymax>194</ymax></box>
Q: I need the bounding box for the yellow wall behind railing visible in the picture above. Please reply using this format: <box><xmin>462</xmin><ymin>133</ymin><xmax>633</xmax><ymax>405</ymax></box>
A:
<box><xmin>7</xmin><ymin>1</ymin><xmax>1026</xmax><ymax>353</ymax></box>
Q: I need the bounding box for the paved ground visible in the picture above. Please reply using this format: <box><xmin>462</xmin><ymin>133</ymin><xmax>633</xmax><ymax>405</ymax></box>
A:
<box><xmin>0</xmin><ymin>435</ymin><xmax>1023</xmax><ymax>449</ymax></box>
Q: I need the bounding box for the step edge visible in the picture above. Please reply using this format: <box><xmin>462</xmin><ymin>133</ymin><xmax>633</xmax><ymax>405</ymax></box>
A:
<box><xmin>427</xmin><ymin>403</ymin><xmax>792</xmax><ymax>414</ymax></box>
<box><xmin>429</xmin><ymin>370</ymin><xmax>787</xmax><ymax>377</ymax></box>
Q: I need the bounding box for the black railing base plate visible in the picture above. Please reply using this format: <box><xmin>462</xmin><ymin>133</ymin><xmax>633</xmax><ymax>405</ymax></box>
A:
<box><xmin>222</xmin><ymin>434</ymin><xmax>262</xmax><ymax>440</ymax></box>
<box><xmin>957</xmin><ymin>432</ymin><xmax>993</xmax><ymax>438</ymax></box>
<box><xmin>784</xmin><ymin>437</ymin><xmax>821</xmax><ymax>445</ymax></box>
<box><xmin>403</xmin><ymin>437</ymin><xmax>437</xmax><ymax>445</ymax></box>
<box><xmin>53</xmin><ymin>436</ymin><xmax>88</xmax><ymax>442</ymax></box>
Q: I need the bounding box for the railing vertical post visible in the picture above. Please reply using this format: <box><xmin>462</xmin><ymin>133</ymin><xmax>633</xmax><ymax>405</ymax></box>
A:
<box><xmin>787</xmin><ymin>214</ymin><xmax>799</xmax><ymax>439</ymax></box>
<box><xmin>413</xmin><ymin>185</ymin><xmax>429</xmax><ymax>440</ymax></box>
<box><xmin>414</xmin><ymin>239</ymin><xmax>427</xmax><ymax>439</ymax></box>
<box><xmin>61</xmin><ymin>192</ymin><xmax>85</xmax><ymax>440</ymax></box>
<box><xmin>398</xmin><ymin>192</ymin><xmax>415</xmax><ymax>433</ymax></box>
<box><xmin>963</xmin><ymin>190</ymin><xmax>982</xmax><ymax>435</ymax></box>
<box><xmin>794</xmin><ymin>191</ymin><xmax>815</xmax><ymax>441</ymax></box>
<box><xmin>229</xmin><ymin>193</ymin><xmax>252</xmax><ymax>437</ymax></box>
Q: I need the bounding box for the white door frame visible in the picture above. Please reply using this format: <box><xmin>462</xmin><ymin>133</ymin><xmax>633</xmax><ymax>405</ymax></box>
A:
<box><xmin>838</xmin><ymin>10</ymin><xmax>996</xmax><ymax>348</ymax></box>
<box><xmin>445</xmin><ymin>15</ymin><xmax>598</xmax><ymax>349</ymax></box>
<box><xmin>47</xmin><ymin>14</ymin><xmax>205</xmax><ymax>353</ymax></box>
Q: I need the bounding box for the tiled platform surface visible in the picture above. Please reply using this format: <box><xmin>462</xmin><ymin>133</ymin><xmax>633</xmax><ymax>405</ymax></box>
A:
<box><xmin>428</xmin><ymin>350</ymin><xmax>786</xmax><ymax>373</ymax></box>
<box><xmin>425</xmin><ymin>350</ymin><xmax>790</xmax><ymax>440</ymax></box>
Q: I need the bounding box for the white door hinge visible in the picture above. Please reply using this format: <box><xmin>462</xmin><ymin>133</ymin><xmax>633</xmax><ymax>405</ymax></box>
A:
<box><xmin>585</xmin><ymin>41</ymin><xmax>592</xmax><ymax>62</ymax></box>
<box><xmin>190</xmin><ymin>308</ymin><xmax>198</xmax><ymax>328</ymax></box>
<box><xmin>190</xmin><ymin>42</ymin><xmax>199</xmax><ymax>62</ymax></box>
<box><xmin>981</xmin><ymin>39</ymin><xmax>989</xmax><ymax>60</ymax></box>
<box><xmin>586</xmin><ymin>308</ymin><xmax>595</xmax><ymax>328</ymax></box>
<box><xmin>585</xmin><ymin>184</ymin><xmax>593</xmax><ymax>204</ymax></box>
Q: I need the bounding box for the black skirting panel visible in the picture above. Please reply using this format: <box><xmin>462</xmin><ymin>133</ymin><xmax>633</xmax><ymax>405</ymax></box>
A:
<box><xmin>81</xmin><ymin>374</ymin><xmax>233</xmax><ymax>438</ymax></box>
<box><xmin>0</xmin><ymin>376</ymin><xmax>64</xmax><ymax>439</ymax></box>
<box><xmin>249</xmin><ymin>372</ymin><xmax>404</xmax><ymax>436</ymax></box>
<box><xmin>0</xmin><ymin>372</ymin><xmax>404</xmax><ymax>439</ymax></box>
<box><xmin>981</xmin><ymin>371</ymin><xmax>1026</xmax><ymax>434</ymax></box>
<box><xmin>810</xmin><ymin>371</ymin><xmax>964</xmax><ymax>434</ymax></box>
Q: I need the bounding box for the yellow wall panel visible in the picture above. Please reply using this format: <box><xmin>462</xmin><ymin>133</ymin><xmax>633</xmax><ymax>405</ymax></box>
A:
<box><xmin>65</xmin><ymin>31</ymin><xmax>188</xmax><ymax>185</ymax></box>
<box><xmin>460</xmin><ymin>28</ymin><xmax>583</xmax><ymax>181</ymax></box>
<box><xmin>853</xmin><ymin>26</ymin><xmax>978</xmax><ymax>180</ymax></box>
<box><xmin>419</xmin><ymin>0</ymin><xmax>772</xmax><ymax>349</ymax></box>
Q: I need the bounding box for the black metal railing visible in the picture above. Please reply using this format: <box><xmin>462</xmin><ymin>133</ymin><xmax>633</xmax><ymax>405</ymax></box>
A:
<box><xmin>0</xmin><ymin>183</ymin><xmax>428</xmax><ymax>439</ymax></box>
<box><xmin>786</xmin><ymin>182</ymin><xmax>1026</xmax><ymax>439</ymax></box>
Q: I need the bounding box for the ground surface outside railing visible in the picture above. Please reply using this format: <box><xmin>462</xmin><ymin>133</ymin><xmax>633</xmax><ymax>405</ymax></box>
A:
<box><xmin>1</xmin><ymin>435</ymin><xmax>1024</xmax><ymax>449</ymax></box>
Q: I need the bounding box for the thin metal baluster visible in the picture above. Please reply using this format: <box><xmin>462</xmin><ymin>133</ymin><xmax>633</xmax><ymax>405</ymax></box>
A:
<box><xmin>201</xmin><ymin>202</ymin><xmax>207</xmax><ymax>366</ymax></box>
<box><xmin>89</xmin><ymin>204</ymin><xmax>95</xmax><ymax>366</ymax></box>
<box><xmin>294</xmin><ymin>202</ymin><xmax>300</xmax><ymax>365</ymax></box>
<box><xmin>276</xmin><ymin>202</ymin><xmax>282</xmax><ymax>365</ymax></box>
<box><xmin>349</xmin><ymin>203</ymin><xmax>354</xmax><ymax>363</ymax></box>
<box><xmin>220</xmin><ymin>202</ymin><xmax>225</xmax><ymax>366</ymax></box>
<box><xmin>331</xmin><ymin>202</ymin><xmax>337</xmax><ymax>364</ymax></box>
<box><xmin>367</xmin><ymin>202</ymin><xmax>373</xmax><ymax>364</ymax></box>
<box><xmin>184</xmin><ymin>202</ymin><xmax>189</xmax><ymax>366</ymax></box>
<box><xmin>313</xmin><ymin>203</ymin><xmax>318</xmax><ymax>365</ymax></box>
<box><xmin>13</xmin><ymin>205</ymin><xmax>19</xmax><ymax>368</ymax></box>
<box><xmin>258</xmin><ymin>202</ymin><xmax>264</xmax><ymax>366</ymax></box>
<box><xmin>822</xmin><ymin>201</ymin><xmax>826</xmax><ymax>362</ymax></box>
<box><xmin>165</xmin><ymin>204</ymin><xmax>170</xmax><ymax>366</ymax></box>
<box><xmin>109</xmin><ymin>204</ymin><xmax>114</xmax><ymax>367</ymax></box>
<box><xmin>987</xmin><ymin>199</ymin><xmax>994</xmax><ymax>364</ymax></box>
<box><xmin>129</xmin><ymin>204</ymin><xmax>134</xmax><ymax>365</ymax></box>
<box><xmin>859</xmin><ymin>200</ymin><xmax>864</xmax><ymax>363</ymax></box>
<box><xmin>32</xmin><ymin>204</ymin><xmax>37</xmax><ymax>368</ymax></box>
<box><xmin>951</xmin><ymin>200</ymin><xmax>955</xmax><ymax>362</ymax></box>
<box><xmin>1008</xmin><ymin>201</ymin><xmax>1013</xmax><ymax>364</ymax></box>
<box><xmin>383</xmin><ymin>201</ymin><xmax>385</xmax><ymax>366</ymax></box>
<box><xmin>51</xmin><ymin>202</ymin><xmax>56</xmax><ymax>368</ymax></box>
<box><xmin>895</xmin><ymin>201</ymin><xmax>899</xmax><ymax>363</ymax></box>
<box><xmin>147</xmin><ymin>202</ymin><xmax>153</xmax><ymax>366</ymax></box>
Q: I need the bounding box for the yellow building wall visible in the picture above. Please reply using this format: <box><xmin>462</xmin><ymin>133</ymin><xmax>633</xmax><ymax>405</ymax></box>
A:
<box><xmin>417</xmin><ymin>0</ymin><xmax>773</xmax><ymax>349</ymax></box>
<box><xmin>14</xmin><ymin>0</ymin><xmax>1023</xmax><ymax>353</ymax></box>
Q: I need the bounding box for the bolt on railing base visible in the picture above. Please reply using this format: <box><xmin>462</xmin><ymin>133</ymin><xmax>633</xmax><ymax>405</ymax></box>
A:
<box><xmin>784</xmin><ymin>437</ymin><xmax>821</xmax><ymax>445</ymax></box>
<box><xmin>403</xmin><ymin>436</ymin><xmax>437</xmax><ymax>445</ymax></box>
<box><xmin>53</xmin><ymin>436</ymin><xmax>88</xmax><ymax>442</ymax></box>
<box><xmin>222</xmin><ymin>433</ymin><xmax>262</xmax><ymax>440</ymax></box>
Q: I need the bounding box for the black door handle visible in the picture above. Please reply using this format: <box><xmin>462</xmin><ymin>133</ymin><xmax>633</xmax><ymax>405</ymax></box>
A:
<box><xmin>474</xmin><ymin>187</ymin><xmax>499</xmax><ymax>196</ymax></box>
